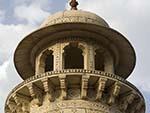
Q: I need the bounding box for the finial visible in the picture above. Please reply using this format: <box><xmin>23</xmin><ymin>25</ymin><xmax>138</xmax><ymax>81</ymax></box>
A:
<box><xmin>69</xmin><ymin>0</ymin><xmax>79</xmax><ymax>10</ymax></box>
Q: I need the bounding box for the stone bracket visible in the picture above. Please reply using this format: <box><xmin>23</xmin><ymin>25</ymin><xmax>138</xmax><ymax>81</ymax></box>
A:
<box><xmin>27</xmin><ymin>83</ymin><xmax>43</xmax><ymax>106</ymax></box>
<box><xmin>59</xmin><ymin>75</ymin><xmax>67</xmax><ymax>100</ymax></box>
<box><xmin>41</xmin><ymin>78</ymin><xmax>54</xmax><ymax>101</ymax></box>
<box><xmin>108</xmin><ymin>81</ymin><xmax>121</xmax><ymax>105</ymax></box>
<box><xmin>96</xmin><ymin>77</ymin><xmax>107</xmax><ymax>101</ymax></box>
<box><xmin>12</xmin><ymin>93</ymin><xmax>30</xmax><ymax>105</ymax></box>
<box><xmin>81</xmin><ymin>75</ymin><xmax>90</xmax><ymax>99</ymax></box>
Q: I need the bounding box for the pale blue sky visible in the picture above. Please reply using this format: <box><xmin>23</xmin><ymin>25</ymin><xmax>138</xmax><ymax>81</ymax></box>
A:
<box><xmin>0</xmin><ymin>0</ymin><xmax>150</xmax><ymax>113</ymax></box>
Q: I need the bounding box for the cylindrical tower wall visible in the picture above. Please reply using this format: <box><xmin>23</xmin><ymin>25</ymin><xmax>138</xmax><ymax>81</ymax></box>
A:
<box><xmin>35</xmin><ymin>39</ymin><xmax>114</xmax><ymax>75</ymax></box>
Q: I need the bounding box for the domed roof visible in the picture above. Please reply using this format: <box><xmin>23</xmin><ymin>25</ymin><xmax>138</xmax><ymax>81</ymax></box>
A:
<box><xmin>40</xmin><ymin>10</ymin><xmax>109</xmax><ymax>28</ymax></box>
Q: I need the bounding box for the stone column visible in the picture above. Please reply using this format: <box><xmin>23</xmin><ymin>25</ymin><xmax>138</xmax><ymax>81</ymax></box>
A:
<box><xmin>85</xmin><ymin>44</ymin><xmax>95</xmax><ymax>70</ymax></box>
<box><xmin>53</xmin><ymin>43</ymin><xmax>61</xmax><ymax>71</ymax></box>
<box><xmin>54</xmin><ymin>42</ymin><xmax>69</xmax><ymax>70</ymax></box>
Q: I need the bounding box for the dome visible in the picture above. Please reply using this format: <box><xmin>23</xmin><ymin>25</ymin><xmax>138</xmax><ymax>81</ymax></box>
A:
<box><xmin>40</xmin><ymin>10</ymin><xmax>109</xmax><ymax>28</ymax></box>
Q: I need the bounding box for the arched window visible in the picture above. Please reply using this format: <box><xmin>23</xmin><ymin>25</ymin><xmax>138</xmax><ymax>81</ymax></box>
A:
<box><xmin>37</xmin><ymin>50</ymin><xmax>54</xmax><ymax>74</ymax></box>
<box><xmin>63</xmin><ymin>43</ymin><xmax>84</xmax><ymax>69</ymax></box>
<box><xmin>45</xmin><ymin>51</ymin><xmax>54</xmax><ymax>72</ymax></box>
<box><xmin>95</xmin><ymin>49</ymin><xmax>104</xmax><ymax>71</ymax></box>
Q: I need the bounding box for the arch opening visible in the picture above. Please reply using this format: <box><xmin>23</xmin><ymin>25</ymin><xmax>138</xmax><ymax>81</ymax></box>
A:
<box><xmin>95</xmin><ymin>49</ymin><xmax>104</xmax><ymax>71</ymax></box>
<box><xmin>63</xmin><ymin>43</ymin><xmax>84</xmax><ymax>69</ymax></box>
<box><xmin>37</xmin><ymin>50</ymin><xmax>54</xmax><ymax>74</ymax></box>
<box><xmin>45</xmin><ymin>52</ymin><xmax>54</xmax><ymax>72</ymax></box>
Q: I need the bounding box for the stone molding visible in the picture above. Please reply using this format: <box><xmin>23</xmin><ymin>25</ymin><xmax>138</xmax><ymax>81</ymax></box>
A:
<box><xmin>5</xmin><ymin>69</ymin><xmax>145</xmax><ymax>113</ymax></box>
<box><xmin>41</xmin><ymin>16</ymin><xmax>109</xmax><ymax>28</ymax></box>
<box><xmin>6</xmin><ymin>69</ymin><xmax>144</xmax><ymax>102</ymax></box>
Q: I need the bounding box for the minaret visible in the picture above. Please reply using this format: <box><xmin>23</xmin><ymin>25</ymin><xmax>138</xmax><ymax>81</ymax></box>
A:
<box><xmin>5</xmin><ymin>1</ymin><xmax>146</xmax><ymax>113</ymax></box>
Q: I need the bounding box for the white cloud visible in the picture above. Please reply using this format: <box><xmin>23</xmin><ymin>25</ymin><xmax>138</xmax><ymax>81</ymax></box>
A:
<box><xmin>0</xmin><ymin>61</ymin><xmax>9</xmax><ymax>80</ymax></box>
<box><xmin>14</xmin><ymin>3</ymin><xmax>50</xmax><ymax>25</ymax></box>
<box><xmin>0</xmin><ymin>57</ymin><xmax>22</xmax><ymax>113</ymax></box>
<box><xmin>77</xmin><ymin>0</ymin><xmax>150</xmax><ymax>31</ymax></box>
<box><xmin>0</xmin><ymin>10</ymin><xmax>5</xmax><ymax>22</ymax></box>
<box><xmin>0</xmin><ymin>23</ymin><xmax>36</xmax><ymax>64</ymax></box>
<box><xmin>14</xmin><ymin>0</ymin><xmax>51</xmax><ymax>8</ymax></box>
<box><xmin>128</xmin><ymin>70</ymin><xmax>150</xmax><ymax>93</ymax></box>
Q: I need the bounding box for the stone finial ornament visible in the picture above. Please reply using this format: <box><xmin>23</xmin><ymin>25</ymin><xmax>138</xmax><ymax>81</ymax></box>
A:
<box><xmin>70</xmin><ymin>0</ymin><xmax>79</xmax><ymax>10</ymax></box>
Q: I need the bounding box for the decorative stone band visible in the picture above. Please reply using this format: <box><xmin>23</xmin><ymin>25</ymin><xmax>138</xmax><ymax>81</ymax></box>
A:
<box><xmin>44</xmin><ymin>100</ymin><xmax>110</xmax><ymax>113</ymax></box>
<box><xmin>7</xmin><ymin>69</ymin><xmax>143</xmax><ymax>98</ymax></box>
<box><xmin>5</xmin><ymin>69</ymin><xmax>145</xmax><ymax>113</ymax></box>
<box><xmin>40</xmin><ymin>16</ymin><xmax>109</xmax><ymax>28</ymax></box>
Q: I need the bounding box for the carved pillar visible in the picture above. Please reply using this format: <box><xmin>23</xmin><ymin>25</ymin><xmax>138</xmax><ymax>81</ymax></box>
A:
<box><xmin>89</xmin><ymin>45</ymin><xmax>95</xmax><ymax>70</ymax></box>
<box><xmin>41</xmin><ymin>78</ymin><xmax>54</xmax><ymax>101</ymax></box>
<box><xmin>96</xmin><ymin>77</ymin><xmax>107</xmax><ymax>101</ymax></box>
<box><xmin>53</xmin><ymin>44</ymin><xmax>60</xmax><ymax>71</ymax></box>
<box><xmin>59</xmin><ymin>75</ymin><xmax>67</xmax><ymax>99</ymax></box>
<box><xmin>83</xmin><ymin>51</ymin><xmax>87</xmax><ymax>70</ymax></box>
<box><xmin>85</xmin><ymin>45</ymin><xmax>95</xmax><ymax>70</ymax></box>
<box><xmin>81</xmin><ymin>75</ymin><xmax>90</xmax><ymax>99</ymax></box>
<box><xmin>27</xmin><ymin>83</ymin><xmax>43</xmax><ymax>106</ymax></box>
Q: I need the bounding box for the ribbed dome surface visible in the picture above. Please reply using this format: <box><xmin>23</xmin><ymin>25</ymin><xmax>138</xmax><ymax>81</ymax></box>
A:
<box><xmin>40</xmin><ymin>10</ymin><xmax>109</xmax><ymax>28</ymax></box>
